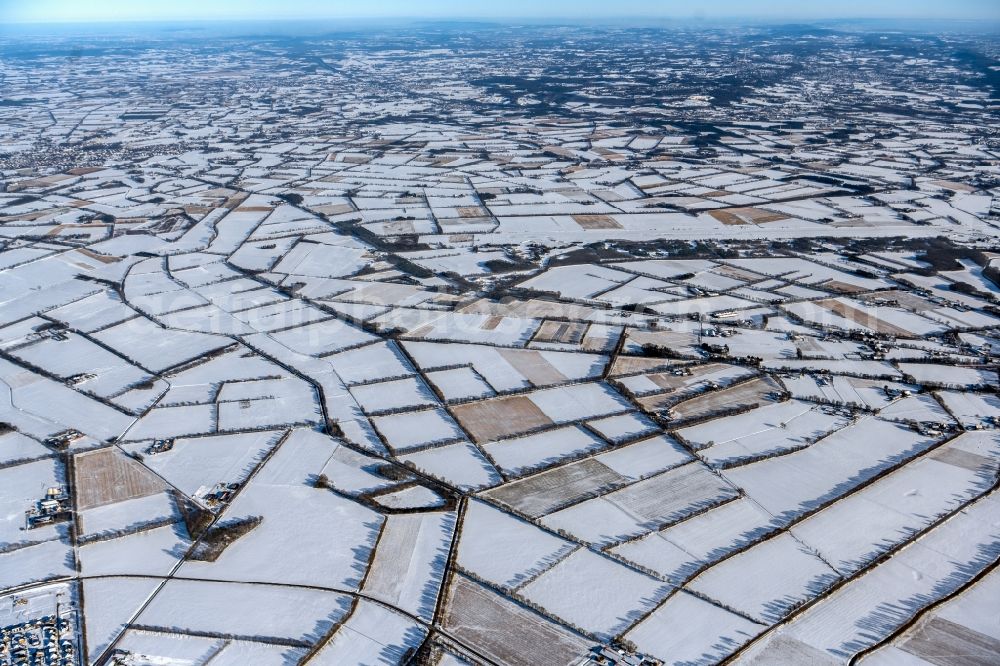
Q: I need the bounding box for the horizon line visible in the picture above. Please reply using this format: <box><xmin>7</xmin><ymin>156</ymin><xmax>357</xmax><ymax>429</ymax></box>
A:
<box><xmin>5</xmin><ymin>15</ymin><xmax>1000</xmax><ymax>26</ymax></box>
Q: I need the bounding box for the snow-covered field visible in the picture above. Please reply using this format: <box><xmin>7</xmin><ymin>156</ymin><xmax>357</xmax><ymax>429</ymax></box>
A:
<box><xmin>2</xmin><ymin>25</ymin><xmax>999</xmax><ymax>666</ymax></box>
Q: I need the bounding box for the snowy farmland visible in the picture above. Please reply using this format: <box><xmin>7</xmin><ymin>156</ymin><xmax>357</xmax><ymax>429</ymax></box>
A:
<box><xmin>1</xmin><ymin>19</ymin><xmax>1000</xmax><ymax>666</ymax></box>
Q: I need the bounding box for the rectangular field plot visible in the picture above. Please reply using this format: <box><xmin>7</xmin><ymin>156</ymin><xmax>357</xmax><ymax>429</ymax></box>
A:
<box><xmin>93</xmin><ymin>316</ymin><xmax>230</xmax><ymax>373</ymax></box>
<box><xmin>624</xmin><ymin>590</ymin><xmax>765</xmax><ymax>665</ymax></box>
<box><xmin>0</xmin><ymin>538</ymin><xmax>75</xmax><ymax>591</ymax></box>
<box><xmin>309</xmin><ymin>601</ymin><xmax>425</xmax><ymax>665</ymax></box>
<box><xmin>519</xmin><ymin>548</ymin><xmax>671</xmax><ymax>640</ymax></box>
<box><xmin>78</xmin><ymin>491</ymin><xmax>178</xmax><ymax>540</ymax></box>
<box><xmin>0</xmin><ymin>457</ymin><xmax>64</xmax><ymax>547</ymax></box>
<box><xmin>891</xmin><ymin>567</ymin><xmax>1000</xmax><ymax>666</ymax></box>
<box><xmin>936</xmin><ymin>389</ymin><xmax>1000</xmax><ymax>428</ymax></box>
<box><xmin>371</xmin><ymin>408</ymin><xmax>467</xmax><ymax>451</ymax></box>
<box><xmin>74</xmin><ymin>447</ymin><xmax>167</xmax><ymax>510</ymax></box>
<box><xmin>601</xmin><ymin>463</ymin><xmax>736</xmax><ymax>526</ymax></box>
<box><xmin>484</xmin><ymin>425</ymin><xmax>608</xmax><ymax>476</ymax></box>
<box><xmin>124</xmin><ymin>403</ymin><xmax>217</xmax><ymax>441</ymax></box>
<box><xmin>404</xmin><ymin>341</ymin><xmax>604</xmax><ymax>392</ymax></box>
<box><xmin>788</xmin><ymin>431</ymin><xmax>1000</xmax><ymax>576</ymax></box>
<box><xmin>782</xmin><ymin>374</ymin><xmax>898</xmax><ymax>410</ymax></box>
<box><xmin>121</xmin><ymin>431</ymin><xmax>281</xmax><ymax>498</ymax></box>
<box><xmin>496</xmin><ymin>348</ymin><xmax>571</xmax><ymax>386</ymax></box>
<box><xmin>325</xmin><ymin>341</ymin><xmax>412</xmax><ymax>385</ymax></box>
<box><xmin>400</xmin><ymin>441</ymin><xmax>501</xmax><ymax>491</ymax></box>
<box><xmin>217</xmin><ymin>378</ymin><xmax>322</xmax><ymax>430</ymax></box>
<box><xmin>0</xmin><ymin>430</ymin><xmax>51</xmax><ymax>466</ymax></box>
<box><xmin>349</xmin><ymin>376</ymin><xmax>437</xmax><ymax>414</ymax></box>
<box><xmin>452</xmin><ymin>395</ymin><xmax>553</xmax><ymax>443</ymax></box>
<box><xmin>0</xmin><ymin>357</ymin><xmax>136</xmax><ymax>441</ymax></box>
<box><xmin>612</xmin><ymin>497</ymin><xmax>778</xmax><ymax>583</ymax></box>
<box><xmin>362</xmin><ymin>512</ymin><xmax>455</xmax><ymax>621</ymax></box>
<box><xmin>751</xmin><ymin>492</ymin><xmax>1000</xmax><ymax>661</ymax></box>
<box><xmin>527</xmin><ymin>382</ymin><xmax>633</xmax><ymax>422</ymax></box>
<box><xmin>480</xmin><ymin>458</ymin><xmax>627</xmax><ymax>518</ymax></box>
<box><xmin>11</xmin><ymin>332</ymin><xmax>150</xmax><ymax>398</ymax></box>
<box><xmin>136</xmin><ymin>579</ymin><xmax>353</xmax><ymax>644</ymax></box>
<box><xmin>677</xmin><ymin>400</ymin><xmax>847</xmax><ymax>468</ymax></box>
<box><xmin>443</xmin><ymin>576</ymin><xmax>592</xmax><ymax>666</ymax></box>
<box><xmin>426</xmin><ymin>366</ymin><xmax>495</xmax><ymax>402</ymax></box>
<box><xmin>621</xmin><ymin>328</ymin><xmax>701</xmax><ymax>359</ymax></box>
<box><xmin>616</xmin><ymin>357</ymin><xmax>753</xmax><ymax>396</ymax></box>
<box><xmin>593</xmin><ymin>434</ymin><xmax>692</xmax><ymax>480</ymax></box>
<box><xmin>722</xmin><ymin>417</ymin><xmax>940</xmax><ymax>523</ymax></box>
<box><xmin>541</xmin><ymin>462</ymin><xmax>737</xmax><ymax>545</ymax></box>
<box><xmin>456</xmin><ymin>500</ymin><xmax>576</xmax><ymax>589</ymax></box>
<box><xmin>805</xmin><ymin>298</ymin><xmax>946</xmax><ymax>337</ymax></box>
<box><xmin>688</xmin><ymin>532</ymin><xmax>841</xmax><ymax>624</ymax></box>
<box><xmin>454</xmin><ymin>382</ymin><xmax>632</xmax><ymax>443</ymax></box>
<box><xmin>533</xmin><ymin>320</ymin><xmax>589</xmax><ymax>345</ymax></box>
<box><xmin>898</xmin><ymin>363</ymin><xmax>996</xmax><ymax>389</ymax></box>
<box><xmin>586</xmin><ymin>412</ymin><xmax>659</xmax><ymax>444</ymax></box>
<box><xmin>664</xmin><ymin>375</ymin><xmax>782</xmax><ymax>422</ymax></box>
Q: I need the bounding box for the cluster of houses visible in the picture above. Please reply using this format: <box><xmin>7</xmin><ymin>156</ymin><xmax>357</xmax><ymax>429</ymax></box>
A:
<box><xmin>24</xmin><ymin>488</ymin><xmax>71</xmax><ymax>531</ymax></box>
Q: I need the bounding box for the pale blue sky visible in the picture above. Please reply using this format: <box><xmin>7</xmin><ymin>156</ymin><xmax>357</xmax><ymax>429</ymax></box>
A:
<box><xmin>2</xmin><ymin>0</ymin><xmax>999</xmax><ymax>23</ymax></box>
